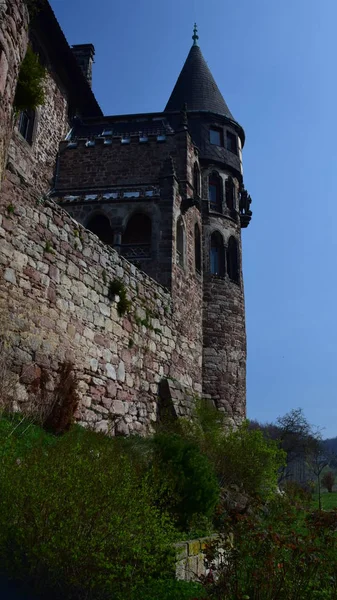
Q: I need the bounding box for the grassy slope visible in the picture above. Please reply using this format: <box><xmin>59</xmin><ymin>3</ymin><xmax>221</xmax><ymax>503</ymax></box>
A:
<box><xmin>312</xmin><ymin>491</ymin><xmax>337</xmax><ymax>510</ymax></box>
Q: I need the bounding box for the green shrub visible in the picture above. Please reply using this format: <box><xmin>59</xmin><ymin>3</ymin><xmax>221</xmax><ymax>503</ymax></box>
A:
<box><xmin>152</xmin><ymin>433</ymin><xmax>220</xmax><ymax>530</ymax></box>
<box><xmin>218</xmin><ymin>423</ymin><xmax>286</xmax><ymax>500</ymax></box>
<box><xmin>202</xmin><ymin>497</ymin><xmax>337</xmax><ymax>600</ymax></box>
<box><xmin>14</xmin><ymin>46</ymin><xmax>46</xmax><ymax>112</ymax></box>
<box><xmin>180</xmin><ymin>401</ymin><xmax>285</xmax><ymax>503</ymax></box>
<box><xmin>130</xmin><ymin>579</ymin><xmax>206</xmax><ymax>600</ymax></box>
<box><xmin>0</xmin><ymin>423</ymin><xmax>176</xmax><ymax>599</ymax></box>
<box><xmin>108</xmin><ymin>278</ymin><xmax>131</xmax><ymax>316</ymax></box>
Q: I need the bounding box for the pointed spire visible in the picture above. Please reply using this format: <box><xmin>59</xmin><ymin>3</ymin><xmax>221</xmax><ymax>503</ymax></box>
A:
<box><xmin>165</xmin><ymin>41</ymin><xmax>235</xmax><ymax>119</ymax></box>
<box><xmin>192</xmin><ymin>23</ymin><xmax>199</xmax><ymax>46</ymax></box>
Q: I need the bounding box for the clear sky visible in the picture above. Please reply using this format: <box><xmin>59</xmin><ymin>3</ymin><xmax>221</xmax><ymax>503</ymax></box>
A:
<box><xmin>50</xmin><ymin>0</ymin><xmax>337</xmax><ymax>437</ymax></box>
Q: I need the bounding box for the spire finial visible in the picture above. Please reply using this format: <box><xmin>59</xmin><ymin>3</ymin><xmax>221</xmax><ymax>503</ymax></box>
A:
<box><xmin>192</xmin><ymin>23</ymin><xmax>199</xmax><ymax>46</ymax></box>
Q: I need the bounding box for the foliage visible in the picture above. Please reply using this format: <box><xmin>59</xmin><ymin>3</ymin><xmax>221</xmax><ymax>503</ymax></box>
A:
<box><xmin>43</xmin><ymin>361</ymin><xmax>80</xmax><ymax>435</ymax></box>
<box><xmin>151</xmin><ymin>432</ymin><xmax>220</xmax><ymax>530</ymax></box>
<box><xmin>321</xmin><ymin>471</ymin><xmax>335</xmax><ymax>493</ymax></box>
<box><xmin>130</xmin><ymin>579</ymin><xmax>206</xmax><ymax>600</ymax></box>
<box><xmin>312</xmin><ymin>491</ymin><xmax>337</xmax><ymax>510</ymax></box>
<box><xmin>282</xmin><ymin>479</ymin><xmax>313</xmax><ymax>511</ymax></box>
<box><xmin>183</xmin><ymin>403</ymin><xmax>285</xmax><ymax>503</ymax></box>
<box><xmin>202</xmin><ymin>496</ymin><xmax>337</xmax><ymax>600</ymax></box>
<box><xmin>0</xmin><ymin>421</ymin><xmax>176</xmax><ymax>599</ymax></box>
<box><xmin>108</xmin><ymin>278</ymin><xmax>131</xmax><ymax>316</ymax></box>
<box><xmin>14</xmin><ymin>46</ymin><xmax>46</xmax><ymax>112</ymax></box>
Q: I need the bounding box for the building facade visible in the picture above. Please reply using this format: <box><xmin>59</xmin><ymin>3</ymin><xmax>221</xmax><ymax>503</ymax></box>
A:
<box><xmin>0</xmin><ymin>4</ymin><xmax>252</xmax><ymax>431</ymax></box>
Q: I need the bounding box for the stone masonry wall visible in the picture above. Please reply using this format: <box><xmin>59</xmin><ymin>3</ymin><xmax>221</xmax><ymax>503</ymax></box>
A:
<box><xmin>8</xmin><ymin>69</ymin><xmax>70</xmax><ymax>194</ymax></box>
<box><xmin>0</xmin><ymin>0</ymin><xmax>29</xmax><ymax>188</ymax></box>
<box><xmin>0</xmin><ymin>173</ymin><xmax>203</xmax><ymax>434</ymax></box>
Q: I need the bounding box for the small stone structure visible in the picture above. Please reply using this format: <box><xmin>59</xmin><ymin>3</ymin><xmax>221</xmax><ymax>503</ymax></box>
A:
<box><xmin>175</xmin><ymin>535</ymin><xmax>219</xmax><ymax>582</ymax></box>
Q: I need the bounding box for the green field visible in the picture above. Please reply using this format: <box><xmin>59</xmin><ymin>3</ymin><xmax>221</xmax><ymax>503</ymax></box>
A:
<box><xmin>312</xmin><ymin>491</ymin><xmax>337</xmax><ymax>510</ymax></box>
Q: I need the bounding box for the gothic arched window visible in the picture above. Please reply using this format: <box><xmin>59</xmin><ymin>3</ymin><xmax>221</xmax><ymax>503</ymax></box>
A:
<box><xmin>210</xmin><ymin>231</ymin><xmax>225</xmax><ymax>276</ymax></box>
<box><xmin>122</xmin><ymin>213</ymin><xmax>152</xmax><ymax>259</ymax></box>
<box><xmin>225</xmin><ymin>176</ymin><xmax>235</xmax><ymax>211</ymax></box>
<box><xmin>194</xmin><ymin>223</ymin><xmax>201</xmax><ymax>274</ymax></box>
<box><xmin>209</xmin><ymin>172</ymin><xmax>222</xmax><ymax>212</ymax></box>
<box><xmin>176</xmin><ymin>217</ymin><xmax>185</xmax><ymax>268</ymax></box>
<box><xmin>87</xmin><ymin>214</ymin><xmax>114</xmax><ymax>244</ymax></box>
<box><xmin>227</xmin><ymin>236</ymin><xmax>240</xmax><ymax>283</ymax></box>
<box><xmin>193</xmin><ymin>162</ymin><xmax>201</xmax><ymax>197</ymax></box>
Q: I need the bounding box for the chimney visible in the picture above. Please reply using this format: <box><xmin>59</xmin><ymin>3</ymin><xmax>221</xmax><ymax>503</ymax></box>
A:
<box><xmin>72</xmin><ymin>44</ymin><xmax>95</xmax><ymax>88</ymax></box>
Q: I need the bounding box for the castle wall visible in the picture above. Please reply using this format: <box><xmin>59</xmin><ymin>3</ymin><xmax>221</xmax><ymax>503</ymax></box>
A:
<box><xmin>0</xmin><ymin>0</ymin><xmax>29</xmax><ymax>188</ymax></box>
<box><xmin>55</xmin><ymin>136</ymin><xmax>178</xmax><ymax>191</ymax></box>
<box><xmin>202</xmin><ymin>212</ymin><xmax>246</xmax><ymax>426</ymax></box>
<box><xmin>7</xmin><ymin>69</ymin><xmax>70</xmax><ymax>194</ymax></box>
<box><xmin>0</xmin><ymin>174</ymin><xmax>203</xmax><ymax>435</ymax></box>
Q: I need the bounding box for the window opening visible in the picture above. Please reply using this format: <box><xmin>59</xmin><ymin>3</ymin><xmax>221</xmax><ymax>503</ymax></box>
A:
<box><xmin>210</xmin><ymin>232</ymin><xmax>225</xmax><ymax>276</ymax></box>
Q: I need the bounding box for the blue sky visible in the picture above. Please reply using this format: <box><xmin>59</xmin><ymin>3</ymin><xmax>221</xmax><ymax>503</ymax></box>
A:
<box><xmin>50</xmin><ymin>0</ymin><xmax>337</xmax><ymax>437</ymax></box>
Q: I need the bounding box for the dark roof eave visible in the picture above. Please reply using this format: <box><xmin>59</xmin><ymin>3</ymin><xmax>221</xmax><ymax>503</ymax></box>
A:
<box><xmin>31</xmin><ymin>2</ymin><xmax>102</xmax><ymax>118</ymax></box>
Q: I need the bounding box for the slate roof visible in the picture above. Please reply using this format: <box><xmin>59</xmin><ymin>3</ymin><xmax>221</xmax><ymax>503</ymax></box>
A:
<box><xmin>165</xmin><ymin>45</ymin><xmax>234</xmax><ymax>120</ymax></box>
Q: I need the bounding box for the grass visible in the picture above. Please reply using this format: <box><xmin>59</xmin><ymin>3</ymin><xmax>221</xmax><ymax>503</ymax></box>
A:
<box><xmin>312</xmin><ymin>491</ymin><xmax>337</xmax><ymax>510</ymax></box>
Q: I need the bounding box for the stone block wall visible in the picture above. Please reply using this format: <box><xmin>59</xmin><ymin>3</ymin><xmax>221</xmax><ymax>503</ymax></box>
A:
<box><xmin>0</xmin><ymin>174</ymin><xmax>203</xmax><ymax>434</ymax></box>
<box><xmin>0</xmin><ymin>0</ymin><xmax>29</xmax><ymax>188</ymax></box>
<box><xmin>175</xmin><ymin>535</ymin><xmax>219</xmax><ymax>582</ymax></box>
<box><xmin>7</xmin><ymin>69</ymin><xmax>69</xmax><ymax>194</ymax></box>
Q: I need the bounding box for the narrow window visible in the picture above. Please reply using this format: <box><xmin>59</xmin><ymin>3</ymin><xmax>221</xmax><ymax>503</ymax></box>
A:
<box><xmin>227</xmin><ymin>236</ymin><xmax>240</xmax><ymax>283</ymax></box>
<box><xmin>226</xmin><ymin>131</ymin><xmax>237</xmax><ymax>154</ymax></box>
<box><xmin>209</xmin><ymin>172</ymin><xmax>222</xmax><ymax>212</ymax></box>
<box><xmin>122</xmin><ymin>213</ymin><xmax>152</xmax><ymax>259</ymax></box>
<box><xmin>195</xmin><ymin>224</ymin><xmax>201</xmax><ymax>274</ymax></box>
<box><xmin>18</xmin><ymin>110</ymin><xmax>35</xmax><ymax>145</ymax></box>
<box><xmin>193</xmin><ymin>162</ymin><xmax>200</xmax><ymax>197</ymax></box>
<box><xmin>87</xmin><ymin>214</ymin><xmax>114</xmax><ymax>245</ymax></box>
<box><xmin>209</xmin><ymin>127</ymin><xmax>223</xmax><ymax>146</ymax></box>
<box><xmin>210</xmin><ymin>232</ymin><xmax>225</xmax><ymax>277</ymax></box>
<box><xmin>176</xmin><ymin>217</ymin><xmax>185</xmax><ymax>268</ymax></box>
<box><xmin>225</xmin><ymin>177</ymin><xmax>235</xmax><ymax>211</ymax></box>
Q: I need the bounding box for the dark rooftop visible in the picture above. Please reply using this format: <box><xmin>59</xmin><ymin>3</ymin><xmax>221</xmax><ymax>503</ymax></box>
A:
<box><xmin>165</xmin><ymin>41</ymin><xmax>235</xmax><ymax>120</ymax></box>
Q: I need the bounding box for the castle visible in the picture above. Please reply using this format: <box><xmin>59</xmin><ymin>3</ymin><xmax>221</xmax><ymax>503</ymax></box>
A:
<box><xmin>0</xmin><ymin>1</ymin><xmax>252</xmax><ymax>433</ymax></box>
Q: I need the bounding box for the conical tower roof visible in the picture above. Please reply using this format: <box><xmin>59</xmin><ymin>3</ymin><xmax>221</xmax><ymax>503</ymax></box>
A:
<box><xmin>165</xmin><ymin>26</ymin><xmax>234</xmax><ymax>120</ymax></box>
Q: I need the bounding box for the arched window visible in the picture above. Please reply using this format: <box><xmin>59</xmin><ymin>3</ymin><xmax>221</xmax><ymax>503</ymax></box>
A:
<box><xmin>225</xmin><ymin>176</ymin><xmax>235</xmax><ymax>211</ymax></box>
<box><xmin>209</xmin><ymin>172</ymin><xmax>222</xmax><ymax>212</ymax></box>
<box><xmin>122</xmin><ymin>213</ymin><xmax>152</xmax><ymax>259</ymax></box>
<box><xmin>210</xmin><ymin>232</ymin><xmax>225</xmax><ymax>276</ymax></box>
<box><xmin>176</xmin><ymin>217</ymin><xmax>185</xmax><ymax>268</ymax></box>
<box><xmin>193</xmin><ymin>162</ymin><xmax>201</xmax><ymax>197</ymax></box>
<box><xmin>227</xmin><ymin>236</ymin><xmax>240</xmax><ymax>283</ymax></box>
<box><xmin>194</xmin><ymin>224</ymin><xmax>201</xmax><ymax>274</ymax></box>
<box><xmin>87</xmin><ymin>214</ymin><xmax>114</xmax><ymax>244</ymax></box>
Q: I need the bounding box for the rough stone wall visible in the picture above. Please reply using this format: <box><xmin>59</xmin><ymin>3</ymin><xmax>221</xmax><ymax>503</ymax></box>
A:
<box><xmin>0</xmin><ymin>0</ymin><xmax>29</xmax><ymax>188</ymax></box>
<box><xmin>175</xmin><ymin>535</ymin><xmax>219</xmax><ymax>582</ymax></box>
<box><xmin>0</xmin><ymin>174</ymin><xmax>203</xmax><ymax>435</ymax></box>
<box><xmin>7</xmin><ymin>70</ymin><xmax>69</xmax><ymax>194</ymax></box>
<box><xmin>202</xmin><ymin>208</ymin><xmax>246</xmax><ymax>426</ymax></box>
<box><xmin>55</xmin><ymin>136</ymin><xmax>177</xmax><ymax>192</ymax></box>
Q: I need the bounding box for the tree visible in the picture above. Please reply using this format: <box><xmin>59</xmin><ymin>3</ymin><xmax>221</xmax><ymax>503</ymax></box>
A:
<box><xmin>321</xmin><ymin>471</ymin><xmax>335</xmax><ymax>493</ymax></box>
<box><xmin>308</xmin><ymin>445</ymin><xmax>330</xmax><ymax>510</ymax></box>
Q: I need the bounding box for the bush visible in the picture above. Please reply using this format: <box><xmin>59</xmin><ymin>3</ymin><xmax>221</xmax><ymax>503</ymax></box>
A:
<box><xmin>131</xmin><ymin>579</ymin><xmax>206</xmax><ymax>600</ymax></box>
<box><xmin>321</xmin><ymin>471</ymin><xmax>335</xmax><ymax>493</ymax></box>
<box><xmin>152</xmin><ymin>433</ymin><xmax>220</xmax><ymax>530</ymax></box>
<box><xmin>202</xmin><ymin>497</ymin><xmax>337</xmax><ymax>600</ymax></box>
<box><xmin>14</xmin><ymin>46</ymin><xmax>46</xmax><ymax>112</ymax></box>
<box><xmin>181</xmin><ymin>402</ymin><xmax>285</xmax><ymax>504</ymax></box>
<box><xmin>0</xmin><ymin>421</ymin><xmax>176</xmax><ymax>599</ymax></box>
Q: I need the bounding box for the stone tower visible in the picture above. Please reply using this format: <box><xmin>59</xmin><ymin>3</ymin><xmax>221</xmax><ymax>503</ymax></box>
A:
<box><xmin>164</xmin><ymin>26</ymin><xmax>252</xmax><ymax>424</ymax></box>
<box><xmin>52</xmin><ymin>26</ymin><xmax>252</xmax><ymax>426</ymax></box>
